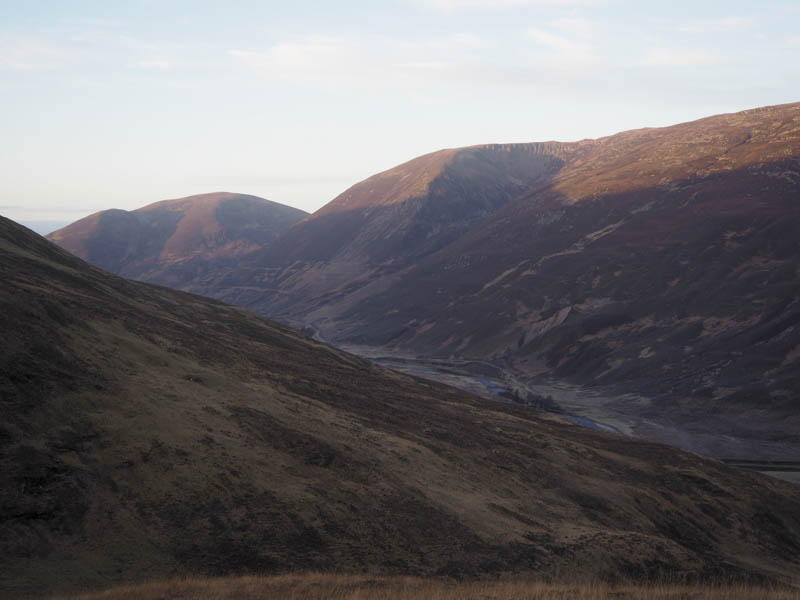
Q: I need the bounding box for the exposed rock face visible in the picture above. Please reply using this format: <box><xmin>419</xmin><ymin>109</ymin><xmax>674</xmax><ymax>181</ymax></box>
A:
<box><xmin>2</xmin><ymin>215</ymin><xmax>800</xmax><ymax>598</ymax></box>
<box><xmin>47</xmin><ymin>192</ymin><xmax>308</xmax><ymax>289</ymax></box>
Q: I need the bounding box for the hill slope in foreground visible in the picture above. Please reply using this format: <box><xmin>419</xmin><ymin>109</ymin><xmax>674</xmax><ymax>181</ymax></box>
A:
<box><xmin>3</xmin><ymin>216</ymin><xmax>800</xmax><ymax>597</ymax></box>
<box><xmin>46</xmin><ymin>192</ymin><xmax>308</xmax><ymax>289</ymax></box>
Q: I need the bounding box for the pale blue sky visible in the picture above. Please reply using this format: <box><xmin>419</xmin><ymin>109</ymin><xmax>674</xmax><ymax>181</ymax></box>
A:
<box><xmin>1</xmin><ymin>0</ymin><xmax>798</xmax><ymax>229</ymax></box>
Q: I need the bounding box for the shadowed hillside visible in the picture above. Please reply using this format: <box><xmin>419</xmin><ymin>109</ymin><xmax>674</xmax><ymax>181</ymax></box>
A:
<box><xmin>3</xmin><ymin>216</ymin><xmax>800</xmax><ymax>598</ymax></box>
<box><xmin>198</xmin><ymin>103</ymin><xmax>800</xmax><ymax>460</ymax></box>
<box><xmin>46</xmin><ymin>192</ymin><xmax>307</xmax><ymax>289</ymax></box>
<box><xmin>201</xmin><ymin>143</ymin><xmax>569</xmax><ymax>312</ymax></box>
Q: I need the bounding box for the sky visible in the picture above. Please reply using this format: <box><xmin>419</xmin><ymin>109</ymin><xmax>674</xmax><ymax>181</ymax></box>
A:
<box><xmin>1</xmin><ymin>0</ymin><xmax>799</xmax><ymax>232</ymax></box>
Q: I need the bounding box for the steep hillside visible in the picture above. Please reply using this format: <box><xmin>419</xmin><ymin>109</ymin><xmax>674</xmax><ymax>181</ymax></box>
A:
<box><xmin>315</xmin><ymin>103</ymin><xmax>800</xmax><ymax>459</ymax></box>
<box><xmin>206</xmin><ymin>143</ymin><xmax>569</xmax><ymax>311</ymax></box>
<box><xmin>3</xmin><ymin>216</ymin><xmax>800</xmax><ymax>598</ymax></box>
<box><xmin>212</xmin><ymin>103</ymin><xmax>800</xmax><ymax>460</ymax></box>
<box><xmin>47</xmin><ymin>192</ymin><xmax>307</xmax><ymax>289</ymax></box>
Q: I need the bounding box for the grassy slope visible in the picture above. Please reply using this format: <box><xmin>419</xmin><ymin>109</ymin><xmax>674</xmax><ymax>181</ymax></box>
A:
<box><xmin>2</xmin><ymin>216</ymin><xmax>800</xmax><ymax>597</ymax></box>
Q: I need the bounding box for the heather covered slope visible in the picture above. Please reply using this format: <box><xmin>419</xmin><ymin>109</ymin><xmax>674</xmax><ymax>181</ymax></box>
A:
<box><xmin>205</xmin><ymin>103</ymin><xmax>800</xmax><ymax>459</ymax></box>
<box><xmin>46</xmin><ymin>192</ymin><xmax>307</xmax><ymax>289</ymax></box>
<box><xmin>3</xmin><ymin>216</ymin><xmax>800</xmax><ymax>597</ymax></box>
<box><xmin>318</xmin><ymin>103</ymin><xmax>800</xmax><ymax>458</ymax></box>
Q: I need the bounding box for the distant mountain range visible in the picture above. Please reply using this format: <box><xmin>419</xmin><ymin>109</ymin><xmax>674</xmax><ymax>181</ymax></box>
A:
<box><xmin>46</xmin><ymin>102</ymin><xmax>800</xmax><ymax>460</ymax></box>
<box><xmin>4</xmin><ymin>215</ymin><xmax>800</xmax><ymax>596</ymax></box>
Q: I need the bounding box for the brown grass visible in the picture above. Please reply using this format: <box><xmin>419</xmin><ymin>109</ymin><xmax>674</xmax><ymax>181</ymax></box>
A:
<box><xmin>50</xmin><ymin>573</ymin><xmax>800</xmax><ymax>600</ymax></box>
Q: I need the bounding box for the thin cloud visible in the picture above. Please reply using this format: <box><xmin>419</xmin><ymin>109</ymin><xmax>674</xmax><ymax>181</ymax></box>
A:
<box><xmin>228</xmin><ymin>30</ymin><xmax>626</xmax><ymax>92</ymax></box>
<box><xmin>0</xmin><ymin>35</ymin><xmax>70</xmax><ymax>70</ymax></box>
<box><xmin>548</xmin><ymin>18</ymin><xmax>597</xmax><ymax>37</ymax></box>
<box><xmin>527</xmin><ymin>28</ymin><xmax>588</xmax><ymax>52</ymax></box>
<box><xmin>636</xmin><ymin>47</ymin><xmax>720</xmax><ymax>67</ymax></box>
<box><xmin>132</xmin><ymin>59</ymin><xmax>172</xmax><ymax>70</ymax></box>
<box><xmin>419</xmin><ymin>0</ymin><xmax>604</xmax><ymax>10</ymax></box>
<box><xmin>678</xmin><ymin>17</ymin><xmax>753</xmax><ymax>33</ymax></box>
<box><xmin>81</xmin><ymin>17</ymin><xmax>124</xmax><ymax>27</ymax></box>
<box><xmin>398</xmin><ymin>60</ymin><xmax>450</xmax><ymax>70</ymax></box>
<box><xmin>525</xmin><ymin>26</ymin><xmax>600</xmax><ymax>70</ymax></box>
<box><xmin>229</xmin><ymin>36</ymin><xmax>353</xmax><ymax>79</ymax></box>
<box><xmin>385</xmin><ymin>33</ymin><xmax>490</xmax><ymax>57</ymax></box>
<box><xmin>228</xmin><ymin>33</ymin><xmax>488</xmax><ymax>84</ymax></box>
<box><xmin>434</xmin><ymin>33</ymin><xmax>488</xmax><ymax>49</ymax></box>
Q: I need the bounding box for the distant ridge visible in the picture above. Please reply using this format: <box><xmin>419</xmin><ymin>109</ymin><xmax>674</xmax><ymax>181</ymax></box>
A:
<box><xmin>47</xmin><ymin>192</ymin><xmax>307</xmax><ymax>289</ymax></box>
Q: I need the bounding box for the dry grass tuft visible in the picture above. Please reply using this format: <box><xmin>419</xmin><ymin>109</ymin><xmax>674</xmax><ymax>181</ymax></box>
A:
<box><xmin>50</xmin><ymin>573</ymin><xmax>800</xmax><ymax>600</ymax></box>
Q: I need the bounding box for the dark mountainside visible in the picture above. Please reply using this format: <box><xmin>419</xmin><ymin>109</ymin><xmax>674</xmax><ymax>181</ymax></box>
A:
<box><xmin>209</xmin><ymin>144</ymin><xmax>570</xmax><ymax>313</ymax></box>
<box><xmin>47</xmin><ymin>192</ymin><xmax>308</xmax><ymax>289</ymax></box>
<box><xmin>3</xmin><ymin>216</ymin><xmax>800</xmax><ymax>597</ymax></box>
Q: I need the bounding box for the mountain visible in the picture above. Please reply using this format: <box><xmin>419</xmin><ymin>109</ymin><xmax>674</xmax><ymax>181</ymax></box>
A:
<box><xmin>44</xmin><ymin>104</ymin><xmax>800</xmax><ymax>461</ymax></box>
<box><xmin>205</xmin><ymin>103</ymin><xmax>800</xmax><ymax>461</ymax></box>
<box><xmin>46</xmin><ymin>192</ymin><xmax>308</xmax><ymax>289</ymax></box>
<box><xmin>205</xmin><ymin>143</ymin><xmax>570</xmax><ymax>316</ymax></box>
<box><xmin>3</xmin><ymin>216</ymin><xmax>800</xmax><ymax>597</ymax></box>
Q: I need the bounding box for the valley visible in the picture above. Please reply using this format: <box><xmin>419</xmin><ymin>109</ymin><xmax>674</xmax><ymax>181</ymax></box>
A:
<box><xmin>341</xmin><ymin>344</ymin><xmax>800</xmax><ymax>474</ymax></box>
<box><xmin>7</xmin><ymin>101</ymin><xmax>800</xmax><ymax>598</ymax></box>
<box><xmin>46</xmin><ymin>103</ymin><xmax>800</xmax><ymax>467</ymax></box>
<box><xmin>7</xmin><ymin>3</ymin><xmax>800</xmax><ymax>598</ymax></box>
<box><xmin>4</xmin><ymin>213</ymin><xmax>800</xmax><ymax>597</ymax></box>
